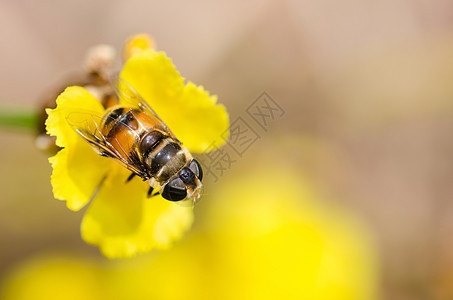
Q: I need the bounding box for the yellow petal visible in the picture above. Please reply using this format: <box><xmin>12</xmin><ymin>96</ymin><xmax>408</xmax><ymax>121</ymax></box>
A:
<box><xmin>46</xmin><ymin>86</ymin><xmax>111</xmax><ymax>211</ymax></box>
<box><xmin>49</xmin><ymin>146</ymin><xmax>109</xmax><ymax>211</ymax></box>
<box><xmin>120</xmin><ymin>49</ymin><xmax>229</xmax><ymax>153</ymax></box>
<box><xmin>45</xmin><ymin>86</ymin><xmax>105</xmax><ymax>148</ymax></box>
<box><xmin>81</xmin><ymin>165</ymin><xmax>193</xmax><ymax>258</ymax></box>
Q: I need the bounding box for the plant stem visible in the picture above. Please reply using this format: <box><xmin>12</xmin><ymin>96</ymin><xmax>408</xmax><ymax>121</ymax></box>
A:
<box><xmin>0</xmin><ymin>106</ymin><xmax>39</xmax><ymax>132</ymax></box>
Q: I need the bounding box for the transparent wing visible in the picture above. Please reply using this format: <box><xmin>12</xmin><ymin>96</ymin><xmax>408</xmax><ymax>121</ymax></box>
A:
<box><xmin>110</xmin><ymin>76</ymin><xmax>181</xmax><ymax>144</ymax></box>
<box><xmin>66</xmin><ymin>110</ymin><xmax>145</xmax><ymax>177</ymax></box>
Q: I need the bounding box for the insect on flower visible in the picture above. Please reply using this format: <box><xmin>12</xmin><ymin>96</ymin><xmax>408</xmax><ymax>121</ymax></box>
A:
<box><xmin>67</xmin><ymin>77</ymin><xmax>203</xmax><ymax>204</ymax></box>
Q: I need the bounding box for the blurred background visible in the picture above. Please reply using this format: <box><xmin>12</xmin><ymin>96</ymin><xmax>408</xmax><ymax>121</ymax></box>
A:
<box><xmin>1</xmin><ymin>0</ymin><xmax>453</xmax><ymax>299</ymax></box>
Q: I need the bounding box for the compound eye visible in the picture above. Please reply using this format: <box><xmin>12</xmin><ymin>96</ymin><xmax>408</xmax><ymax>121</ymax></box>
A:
<box><xmin>162</xmin><ymin>177</ymin><xmax>187</xmax><ymax>201</ymax></box>
<box><xmin>179</xmin><ymin>167</ymin><xmax>195</xmax><ymax>184</ymax></box>
<box><xmin>189</xmin><ymin>159</ymin><xmax>203</xmax><ymax>181</ymax></box>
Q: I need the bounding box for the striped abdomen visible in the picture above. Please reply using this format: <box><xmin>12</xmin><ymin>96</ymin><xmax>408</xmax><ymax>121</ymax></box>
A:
<box><xmin>138</xmin><ymin>130</ymin><xmax>187</xmax><ymax>183</ymax></box>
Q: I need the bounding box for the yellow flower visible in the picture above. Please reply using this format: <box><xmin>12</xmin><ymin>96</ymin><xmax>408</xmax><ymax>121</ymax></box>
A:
<box><xmin>45</xmin><ymin>37</ymin><xmax>229</xmax><ymax>258</ymax></box>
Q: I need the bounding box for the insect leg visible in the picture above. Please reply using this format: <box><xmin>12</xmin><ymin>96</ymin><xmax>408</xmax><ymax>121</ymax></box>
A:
<box><xmin>147</xmin><ymin>187</ymin><xmax>160</xmax><ymax>198</ymax></box>
<box><xmin>147</xmin><ymin>186</ymin><xmax>154</xmax><ymax>198</ymax></box>
<box><xmin>126</xmin><ymin>173</ymin><xmax>136</xmax><ymax>183</ymax></box>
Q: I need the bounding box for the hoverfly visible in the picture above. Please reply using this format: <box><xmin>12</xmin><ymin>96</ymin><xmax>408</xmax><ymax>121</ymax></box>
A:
<box><xmin>67</xmin><ymin>78</ymin><xmax>203</xmax><ymax>203</ymax></box>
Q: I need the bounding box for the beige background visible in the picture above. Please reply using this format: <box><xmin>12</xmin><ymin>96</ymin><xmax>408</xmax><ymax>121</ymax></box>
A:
<box><xmin>1</xmin><ymin>0</ymin><xmax>453</xmax><ymax>298</ymax></box>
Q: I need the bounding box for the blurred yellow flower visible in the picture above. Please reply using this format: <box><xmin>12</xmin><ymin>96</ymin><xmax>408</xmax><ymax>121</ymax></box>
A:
<box><xmin>45</xmin><ymin>35</ymin><xmax>229</xmax><ymax>258</ymax></box>
<box><xmin>122</xmin><ymin>33</ymin><xmax>155</xmax><ymax>61</ymax></box>
<box><xmin>201</xmin><ymin>166</ymin><xmax>379</xmax><ymax>299</ymax></box>
<box><xmin>0</xmin><ymin>255</ymin><xmax>107</xmax><ymax>300</ymax></box>
<box><xmin>2</xmin><ymin>143</ymin><xmax>378</xmax><ymax>299</ymax></box>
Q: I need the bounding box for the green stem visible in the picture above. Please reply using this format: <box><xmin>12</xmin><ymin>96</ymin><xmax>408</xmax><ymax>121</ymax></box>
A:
<box><xmin>0</xmin><ymin>106</ymin><xmax>39</xmax><ymax>132</ymax></box>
